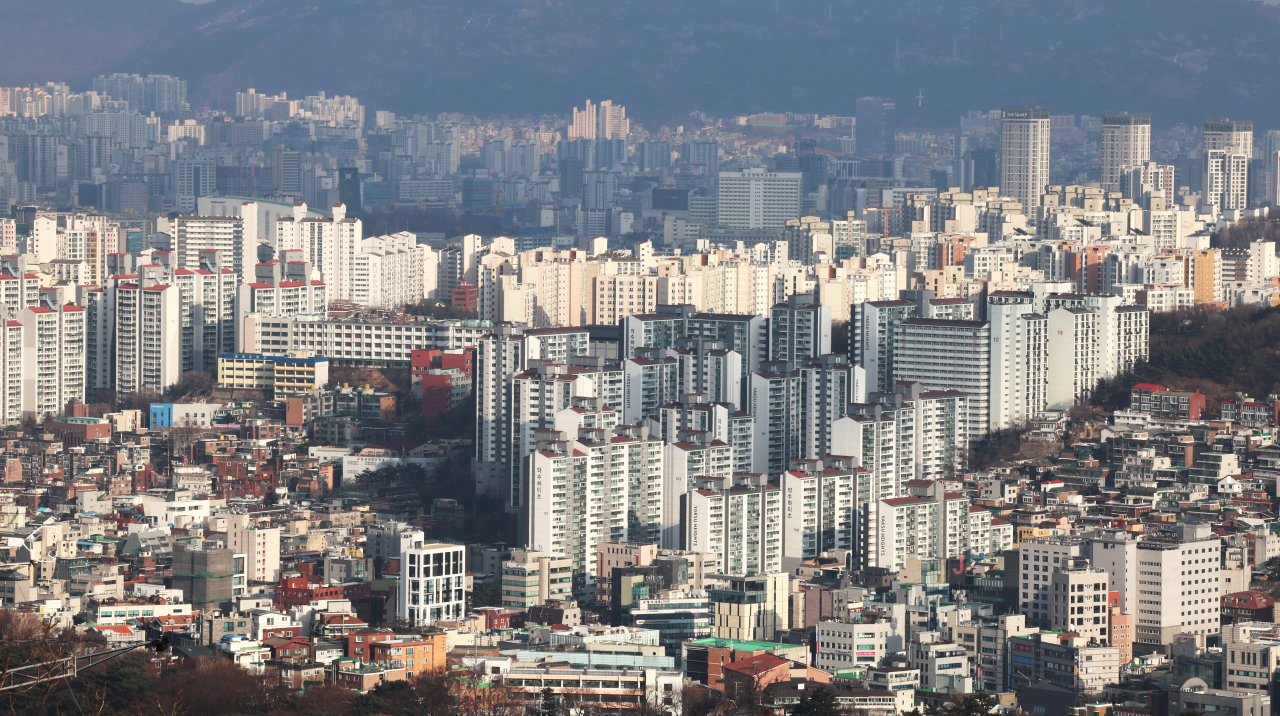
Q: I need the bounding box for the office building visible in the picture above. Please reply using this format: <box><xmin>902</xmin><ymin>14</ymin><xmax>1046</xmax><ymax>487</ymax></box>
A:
<box><xmin>1000</xmin><ymin>106</ymin><xmax>1051</xmax><ymax>217</ymax></box>
<box><xmin>710</xmin><ymin>573</ymin><xmax>790</xmax><ymax>641</ymax></box>
<box><xmin>716</xmin><ymin>170</ymin><xmax>802</xmax><ymax>230</ymax></box>
<box><xmin>1089</xmin><ymin>522</ymin><xmax>1222</xmax><ymax>647</ymax></box>
<box><xmin>855</xmin><ymin>98</ymin><xmax>896</xmax><ymax>156</ymax></box>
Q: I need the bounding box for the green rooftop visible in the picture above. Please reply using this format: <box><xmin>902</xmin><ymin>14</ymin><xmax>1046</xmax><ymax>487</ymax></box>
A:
<box><xmin>686</xmin><ymin>638</ymin><xmax>792</xmax><ymax>652</ymax></box>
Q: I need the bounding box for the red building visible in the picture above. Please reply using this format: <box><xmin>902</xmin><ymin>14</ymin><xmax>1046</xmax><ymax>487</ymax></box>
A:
<box><xmin>411</xmin><ymin>349</ymin><xmax>474</xmax><ymax>422</ymax></box>
<box><xmin>1222</xmin><ymin>591</ymin><xmax>1276</xmax><ymax>624</ymax></box>
<box><xmin>451</xmin><ymin>284</ymin><xmax>478</xmax><ymax>312</ymax></box>
<box><xmin>274</xmin><ymin>575</ymin><xmax>374</xmax><ymax>623</ymax></box>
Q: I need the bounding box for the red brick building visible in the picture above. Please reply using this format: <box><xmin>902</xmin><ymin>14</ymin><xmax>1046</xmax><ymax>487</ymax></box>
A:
<box><xmin>451</xmin><ymin>284</ymin><xmax>478</xmax><ymax>312</ymax></box>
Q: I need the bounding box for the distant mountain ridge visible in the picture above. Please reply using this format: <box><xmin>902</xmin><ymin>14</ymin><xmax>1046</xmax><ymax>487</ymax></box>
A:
<box><xmin>5</xmin><ymin>0</ymin><xmax>1280</xmax><ymax>128</ymax></box>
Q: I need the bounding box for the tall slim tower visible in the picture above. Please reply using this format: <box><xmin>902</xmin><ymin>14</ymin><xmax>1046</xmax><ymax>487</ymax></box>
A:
<box><xmin>855</xmin><ymin>97</ymin><xmax>896</xmax><ymax>156</ymax></box>
<box><xmin>1202</xmin><ymin>119</ymin><xmax>1253</xmax><ymax>210</ymax></box>
<box><xmin>999</xmin><ymin>106</ymin><xmax>1051</xmax><ymax>217</ymax></box>
<box><xmin>1100</xmin><ymin>112</ymin><xmax>1151</xmax><ymax>192</ymax></box>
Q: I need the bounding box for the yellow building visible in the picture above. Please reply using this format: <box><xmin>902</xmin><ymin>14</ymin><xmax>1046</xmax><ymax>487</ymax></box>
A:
<box><xmin>217</xmin><ymin>352</ymin><xmax>329</xmax><ymax>394</ymax></box>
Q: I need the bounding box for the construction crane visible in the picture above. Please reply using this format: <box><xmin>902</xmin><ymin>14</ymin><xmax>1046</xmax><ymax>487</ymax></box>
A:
<box><xmin>0</xmin><ymin>637</ymin><xmax>168</xmax><ymax>693</ymax></box>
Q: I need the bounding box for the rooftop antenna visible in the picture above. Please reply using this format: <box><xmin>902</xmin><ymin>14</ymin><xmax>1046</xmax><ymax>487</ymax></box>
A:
<box><xmin>918</xmin><ymin>90</ymin><xmax>924</xmax><ymax>108</ymax></box>
<box><xmin>894</xmin><ymin>39</ymin><xmax>901</xmax><ymax>70</ymax></box>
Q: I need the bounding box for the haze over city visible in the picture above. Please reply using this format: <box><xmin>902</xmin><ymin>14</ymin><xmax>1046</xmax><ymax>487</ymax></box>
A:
<box><xmin>0</xmin><ymin>4</ymin><xmax>1278</xmax><ymax>716</ymax></box>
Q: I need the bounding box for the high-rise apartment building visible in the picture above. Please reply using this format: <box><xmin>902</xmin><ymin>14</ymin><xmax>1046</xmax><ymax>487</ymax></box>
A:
<box><xmin>1202</xmin><ymin>119</ymin><xmax>1253</xmax><ymax>210</ymax></box>
<box><xmin>172</xmin><ymin>159</ymin><xmax>216</xmax><ymax>212</ymax></box>
<box><xmin>797</xmin><ymin>355</ymin><xmax>860</xmax><ymax>461</ymax></box>
<box><xmin>683</xmin><ymin>476</ymin><xmax>783</xmax><ymax>577</ymax></box>
<box><xmin>853</xmin><ymin>299</ymin><xmax>917</xmax><ymax>394</ymax></box>
<box><xmin>662</xmin><ymin>432</ymin><xmax>734</xmax><ymax>549</ymax></box>
<box><xmin>474</xmin><ymin>326</ymin><xmax>591</xmax><ymax>509</ymax></box>
<box><xmin>999</xmin><ymin>106</ymin><xmax>1051</xmax><ymax>218</ymax></box>
<box><xmin>892</xmin><ymin>318</ymin><xmax>991</xmax><ymax>442</ymax></box>
<box><xmin>863</xmin><ymin>488</ymin><xmax>990</xmax><ymax>571</ymax></box>
<box><xmin>111</xmin><ymin>281</ymin><xmax>182</xmax><ymax>395</ymax></box>
<box><xmin>523</xmin><ymin>417</ymin><xmax>664</xmax><ymax>598</ymax></box>
<box><xmin>834</xmin><ymin>391</ymin><xmax>918</xmax><ymax>505</ymax></box>
<box><xmin>673</xmin><ymin>339</ymin><xmax>743</xmax><ymax>410</ymax></box>
<box><xmin>17</xmin><ymin>304</ymin><xmax>84</xmax><ymax>422</ymax></box>
<box><xmin>1100</xmin><ymin>113</ymin><xmax>1151</xmax><ymax>192</ymax></box>
<box><xmin>716</xmin><ymin>169</ymin><xmax>802</xmax><ymax>230</ymax></box>
<box><xmin>681</xmin><ymin>141</ymin><xmax>721</xmax><ymax>177</ymax></box>
<box><xmin>749</xmin><ymin>362</ymin><xmax>802</xmax><ymax>475</ymax></box>
<box><xmin>987</xmin><ymin>292</ymin><xmax>1048</xmax><ymax>431</ymax></box>
<box><xmin>174</xmin><ymin>215</ymin><xmax>251</xmax><ymax>282</ymax></box>
<box><xmin>769</xmin><ymin>292</ymin><xmax>832</xmax><ymax>364</ymax></box>
<box><xmin>651</xmin><ymin>400</ymin><xmax>753</xmax><ymax>474</ymax></box>
<box><xmin>779</xmin><ymin>456</ymin><xmax>870</xmax><ymax>571</ymax></box>
<box><xmin>273</xmin><ymin>202</ymin><xmax>362</xmax><ymax>300</ymax></box>
<box><xmin>569</xmin><ymin>99</ymin><xmax>629</xmax><ymax>140</ymax></box>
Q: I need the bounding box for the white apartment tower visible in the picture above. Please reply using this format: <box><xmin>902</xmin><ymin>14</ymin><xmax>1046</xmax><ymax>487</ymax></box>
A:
<box><xmin>174</xmin><ymin>215</ymin><xmax>250</xmax><ymax>282</ymax></box>
<box><xmin>1100</xmin><ymin>113</ymin><xmax>1151</xmax><ymax>192</ymax></box>
<box><xmin>797</xmin><ymin>355</ymin><xmax>859</xmax><ymax>460</ymax></box>
<box><xmin>18</xmin><ymin>304</ymin><xmax>85</xmax><ymax>421</ymax></box>
<box><xmin>673</xmin><ymin>339</ymin><xmax>743</xmax><ymax>410</ymax></box>
<box><xmin>1202</xmin><ymin>119</ymin><xmax>1253</xmax><ymax>211</ymax></box>
<box><xmin>853</xmin><ymin>300</ymin><xmax>917</xmax><ymax>393</ymax></box>
<box><xmin>999</xmin><ymin>106</ymin><xmax>1051</xmax><ymax>218</ymax></box>
<box><xmin>473</xmin><ymin>326</ymin><xmax>590</xmax><ymax>509</ymax></box>
<box><xmin>892</xmin><ymin>318</ymin><xmax>991</xmax><ymax>442</ymax></box>
<box><xmin>662</xmin><ymin>432</ymin><xmax>734</xmax><ymax>548</ymax></box>
<box><xmin>569</xmin><ymin>99</ymin><xmax>630</xmax><ymax>141</ymax></box>
<box><xmin>113</xmin><ymin>282</ymin><xmax>182</xmax><ymax>395</ymax></box>
<box><xmin>522</xmin><ymin>419</ymin><xmax>664</xmax><ymax>598</ymax></box>
<box><xmin>780</xmin><ymin>456</ymin><xmax>871</xmax><ymax>571</ymax></box>
<box><xmin>833</xmin><ymin>394</ymin><xmax>918</xmax><ymax>504</ymax></box>
<box><xmin>273</xmin><ymin>202</ymin><xmax>363</xmax><ymax>300</ymax></box>
<box><xmin>749</xmin><ymin>363</ymin><xmax>802</xmax><ymax>475</ymax></box>
<box><xmin>683</xmin><ymin>476</ymin><xmax>783</xmax><ymax>577</ymax></box>
<box><xmin>651</xmin><ymin>400</ymin><xmax>754</xmax><ymax>474</ymax></box>
<box><xmin>987</xmin><ymin>292</ymin><xmax>1048</xmax><ymax>430</ymax></box>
